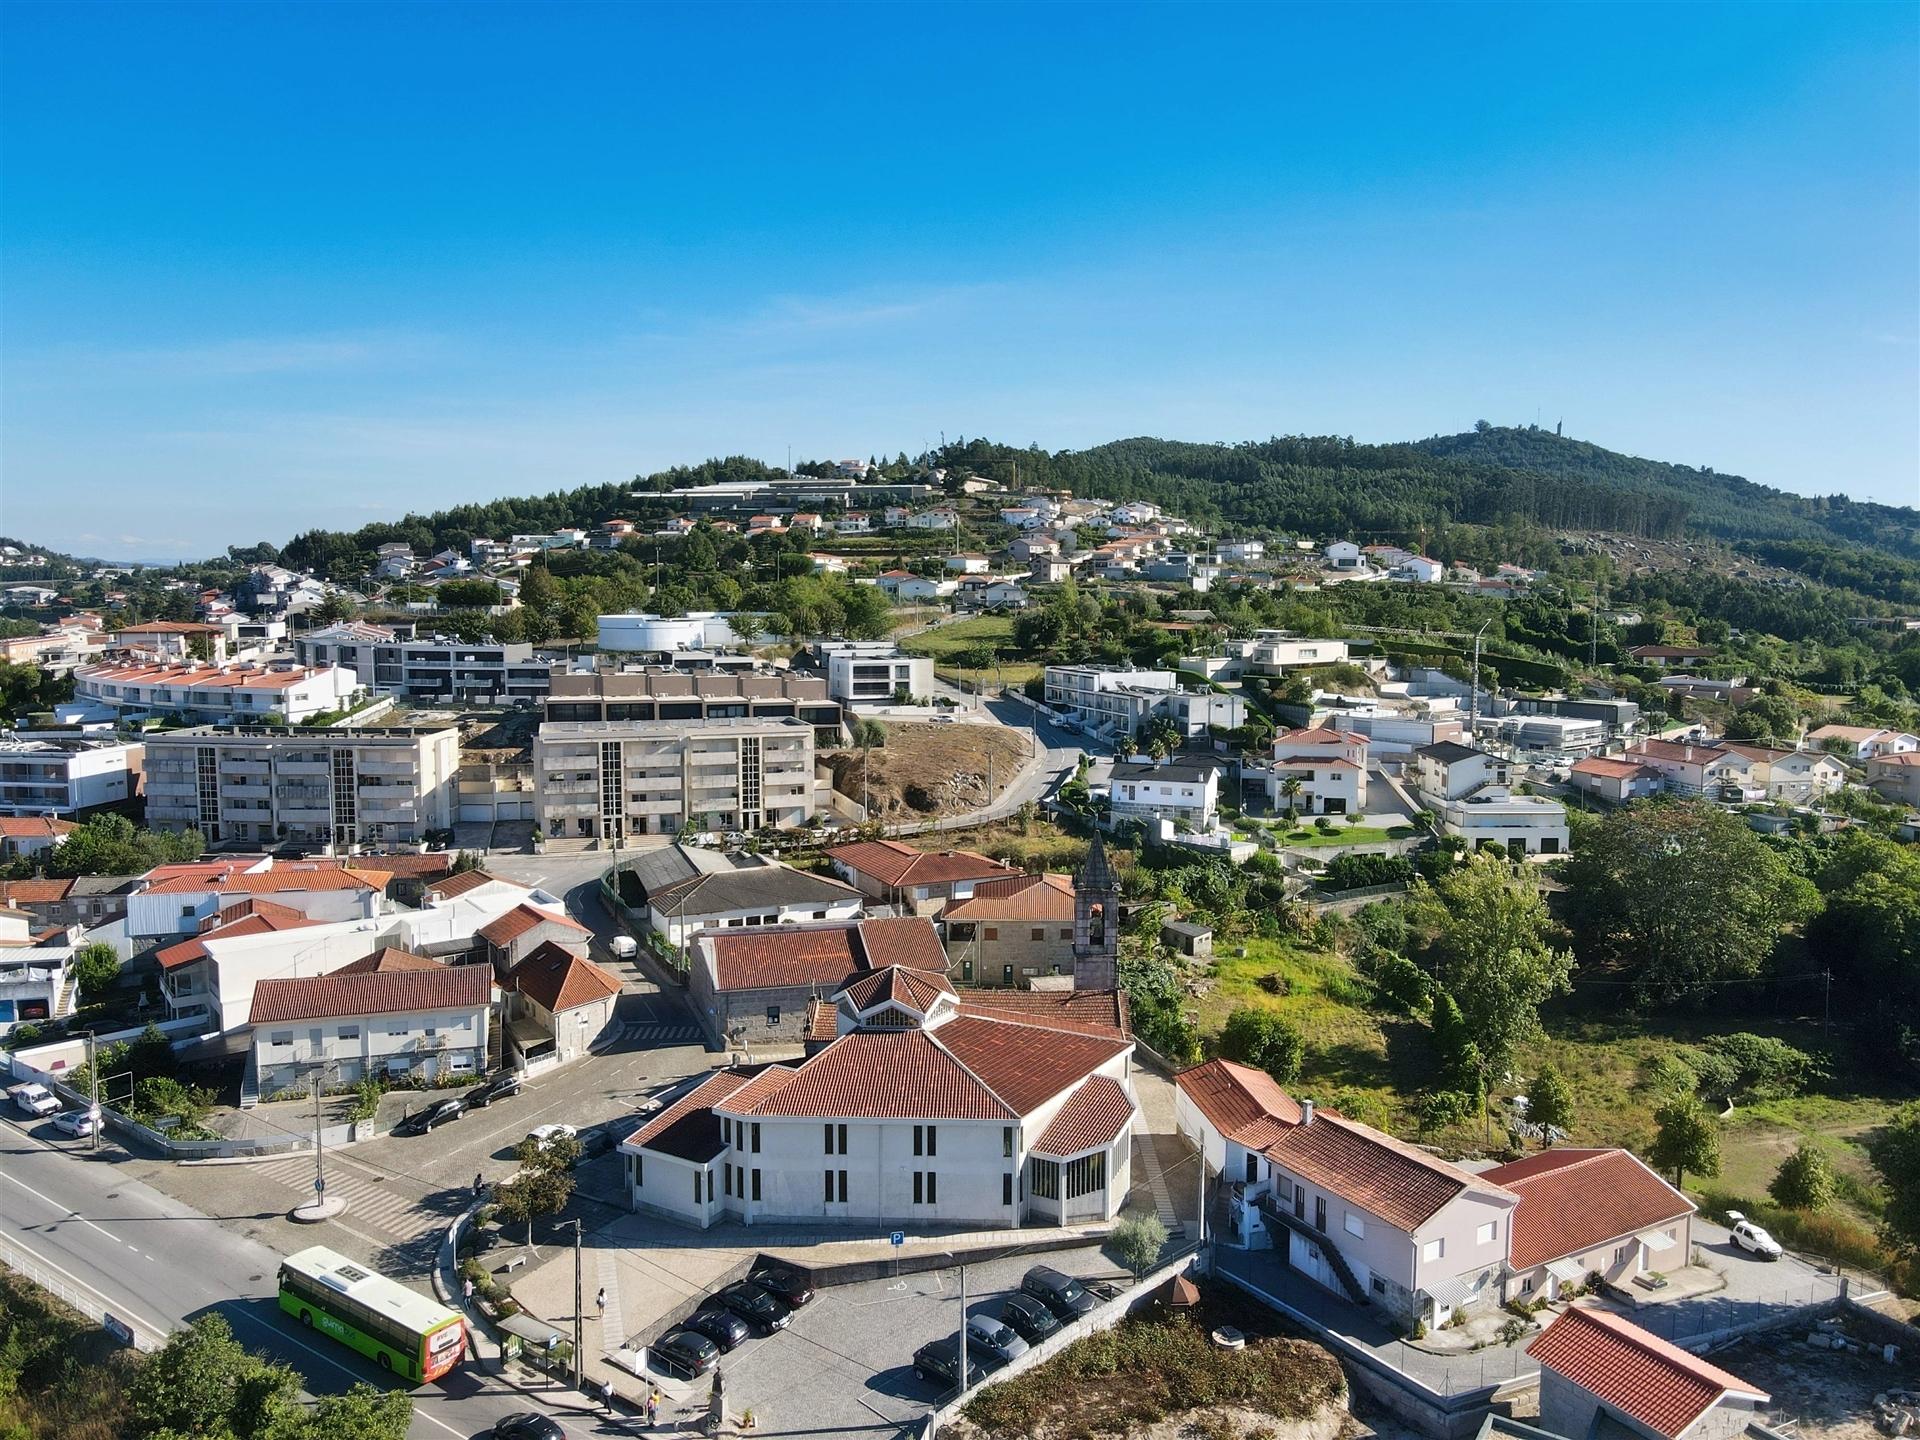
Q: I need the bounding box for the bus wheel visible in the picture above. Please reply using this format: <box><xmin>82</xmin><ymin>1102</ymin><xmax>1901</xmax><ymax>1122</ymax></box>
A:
<box><xmin>299</xmin><ymin>1309</ymin><xmax>312</xmax><ymax>1327</ymax></box>
<box><xmin>378</xmin><ymin>1352</ymin><xmax>392</xmax><ymax>1371</ymax></box>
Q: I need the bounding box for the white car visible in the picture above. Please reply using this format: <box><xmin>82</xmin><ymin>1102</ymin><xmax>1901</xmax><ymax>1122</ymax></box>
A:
<box><xmin>52</xmin><ymin>1108</ymin><xmax>98</xmax><ymax>1138</ymax></box>
<box><xmin>1725</xmin><ymin>1212</ymin><xmax>1783</xmax><ymax>1260</ymax></box>
<box><xmin>526</xmin><ymin>1123</ymin><xmax>578</xmax><ymax>1146</ymax></box>
<box><xmin>8</xmin><ymin>1083</ymin><xmax>59</xmax><ymax>1118</ymax></box>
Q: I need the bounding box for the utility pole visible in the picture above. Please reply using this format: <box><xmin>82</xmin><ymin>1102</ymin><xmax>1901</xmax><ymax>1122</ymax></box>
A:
<box><xmin>86</xmin><ymin>1031</ymin><xmax>100</xmax><ymax>1152</ymax></box>
<box><xmin>1469</xmin><ymin>621</ymin><xmax>1489</xmax><ymax>739</ymax></box>
<box><xmin>312</xmin><ymin>1073</ymin><xmax>326</xmax><ymax>1208</ymax></box>
<box><xmin>573</xmin><ymin>1218</ymin><xmax>584</xmax><ymax>1394</ymax></box>
<box><xmin>957</xmin><ymin>1261</ymin><xmax>969</xmax><ymax>1393</ymax></box>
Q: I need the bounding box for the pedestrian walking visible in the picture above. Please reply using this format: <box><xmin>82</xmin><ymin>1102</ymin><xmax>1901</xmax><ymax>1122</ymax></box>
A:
<box><xmin>462</xmin><ymin>1276</ymin><xmax>474</xmax><ymax>1306</ymax></box>
<box><xmin>645</xmin><ymin>1389</ymin><xmax>659</xmax><ymax>1429</ymax></box>
<box><xmin>601</xmin><ymin>1377</ymin><xmax>615</xmax><ymax>1413</ymax></box>
<box><xmin>472</xmin><ymin>1171</ymin><xmax>484</xmax><ymax>1199</ymax></box>
<box><xmin>596</xmin><ymin>1286</ymin><xmax>607</xmax><ymax>1320</ymax></box>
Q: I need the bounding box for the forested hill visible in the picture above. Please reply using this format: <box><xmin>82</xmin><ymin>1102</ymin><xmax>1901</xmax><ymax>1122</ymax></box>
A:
<box><xmin>1414</xmin><ymin>427</ymin><xmax>1920</xmax><ymax>557</ymax></box>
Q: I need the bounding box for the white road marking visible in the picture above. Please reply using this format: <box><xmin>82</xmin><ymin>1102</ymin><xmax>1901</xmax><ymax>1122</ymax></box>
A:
<box><xmin>0</xmin><ymin>1228</ymin><xmax>170</xmax><ymax>1339</ymax></box>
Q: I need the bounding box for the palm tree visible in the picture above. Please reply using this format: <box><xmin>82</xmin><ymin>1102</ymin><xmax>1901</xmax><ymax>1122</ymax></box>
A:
<box><xmin>1280</xmin><ymin>775</ymin><xmax>1303</xmax><ymax>822</ymax></box>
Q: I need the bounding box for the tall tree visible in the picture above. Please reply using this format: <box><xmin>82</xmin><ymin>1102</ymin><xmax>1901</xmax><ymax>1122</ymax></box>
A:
<box><xmin>1870</xmin><ymin>1102</ymin><xmax>1920</xmax><ymax>1258</ymax></box>
<box><xmin>1561</xmin><ymin>799</ymin><xmax>1818</xmax><ymax>1007</ymax></box>
<box><xmin>1410</xmin><ymin>854</ymin><xmax>1572</xmax><ymax>1085</ymax></box>
<box><xmin>1526</xmin><ymin>1062</ymin><xmax>1574</xmax><ymax>1148</ymax></box>
<box><xmin>1649</xmin><ymin>1097</ymin><xmax>1721</xmax><ymax>1188</ymax></box>
<box><xmin>1218</xmin><ymin>1007</ymin><xmax>1305</xmax><ymax>1084</ymax></box>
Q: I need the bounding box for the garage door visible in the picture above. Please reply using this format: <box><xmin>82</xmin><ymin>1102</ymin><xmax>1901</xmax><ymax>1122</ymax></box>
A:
<box><xmin>459</xmin><ymin>803</ymin><xmax>494</xmax><ymax>822</ymax></box>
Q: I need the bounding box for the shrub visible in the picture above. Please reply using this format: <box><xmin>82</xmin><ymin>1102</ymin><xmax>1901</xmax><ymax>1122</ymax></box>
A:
<box><xmin>1109</xmin><ymin>1212</ymin><xmax>1169</xmax><ymax>1279</ymax></box>
<box><xmin>1218</xmin><ymin>1008</ymin><xmax>1304</xmax><ymax>1084</ymax></box>
<box><xmin>1367</xmin><ymin>953</ymin><xmax>1431</xmax><ymax>1015</ymax></box>
<box><xmin>1769</xmin><ymin>1144</ymin><xmax>1837</xmax><ymax>1211</ymax></box>
<box><xmin>1322</xmin><ymin>853</ymin><xmax>1413</xmax><ymax>892</ymax></box>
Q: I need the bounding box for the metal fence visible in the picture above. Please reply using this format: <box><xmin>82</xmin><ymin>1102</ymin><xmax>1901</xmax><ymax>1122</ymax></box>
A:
<box><xmin>0</xmin><ymin>1233</ymin><xmax>164</xmax><ymax>1352</ymax></box>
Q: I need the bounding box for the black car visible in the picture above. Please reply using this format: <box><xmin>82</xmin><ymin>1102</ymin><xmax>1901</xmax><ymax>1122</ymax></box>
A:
<box><xmin>464</xmin><ymin>1071</ymin><xmax>523</xmax><ymax>1109</ymax></box>
<box><xmin>1001</xmin><ymin>1292</ymin><xmax>1062</xmax><ymax>1345</ymax></box>
<box><xmin>683</xmin><ymin>1307</ymin><xmax>750</xmax><ymax>1352</ymax></box>
<box><xmin>711</xmin><ymin>1280</ymin><xmax>791</xmax><ymax>1334</ymax></box>
<box><xmin>748</xmin><ymin>1263</ymin><xmax>814</xmax><ymax>1309</ymax></box>
<box><xmin>1021</xmin><ymin>1265</ymin><xmax>1096</xmax><ymax>1322</ymax></box>
<box><xmin>651</xmin><ymin>1329</ymin><xmax>720</xmax><ymax>1380</ymax></box>
<box><xmin>911</xmin><ymin>1336</ymin><xmax>989</xmax><ymax>1391</ymax></box>
<box><xmin>393</xmin><ymin>1097</ymin><xmax>465</xmax><ymax>1137</ymax></box>
<box><xmin>492</xmin><ymin>1415</ymin><xmax>567</xmax><ymax>1440</ymax></box>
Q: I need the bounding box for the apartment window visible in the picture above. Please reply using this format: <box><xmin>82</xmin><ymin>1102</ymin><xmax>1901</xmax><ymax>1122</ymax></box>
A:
<box><xmin>823</xmin><ymin>1169</ymin><xmax>846</xmax><ymax>1203</ymax></box>
<box><xmin>984</xmin><ymin>927</ymin><xmax>998</xmax><ymax>941</ymax></box>
<box><xmin>723</xmin><ymin>1117</ymin><xmax>733</xmax><ymax>1147</ymax></box>
<box><xmin>631</xmin><ymin>1152</ymin><xmax>643</xmax><ymax>1188</ymax></box>
<box><xmin>1421</xmin><ymin>1238</ymin><xmax>1444</xmax><ymax>1263</ymax></box>
<box><xmin>913</xmin><ymin>1171</ymin><xmax>938</xmax><ymax>1205</ymax></box>
<box><xmin>1030</xmin><ymin>928</ymin><xmax>1044</xmax><ymax>942</ymax></box>
<box><xmin>270</xmin><ymin>1032</ymin><xmax>292</xmax><ymax>1047</ymax></box>
<box><xmin>824</xmin><ymin>1169</ymin><xmax>834</xmax><ymax>1203</ymax></box>
<box><xmin>751</xmin><ymin>1169</ymin><xmax>761</xmax><ymax>1202</ymax></box>
<box><xmin>1244</xmin><ymin>1152</ymin><xmax>1258</xmax><ymax>1184</ymax></box>
<box><xmin>751</xmin><ymin>1123</ymin><xmax>761</xmax><ymax>1153</ymax></box>
<box><xmin>824</xmin><ymin>1122</ymin><xmax>847</xmax><ymax>1155</ymax></box>
<box><xmin>1476</xmin><ymin>1221</ymin><xmax>1497</xmax><ymax>1246</ymax></box>
<box><xmin>1370</xmin><ymin>1275</ymin><xmax>1388</xmax><ymax>1297</ymax></box>
<box><xmin>695</xmin><ymin>1171</ymin><xmax>704</xmax><ymax>1205</ymax></box>
<box><xmin>914</xmin><ymin>1124</ymin><xmax>937</xmax><ymax>1157</ymax></box>
<box><xmin>1003</xmin><ymin>1127</ymin><xmax>1014</xmax><ymax>1159</ymax></box>
<box><xmin>1520</xmin><ymin>1276</ymin><xmax>1535</xmax><ymax>1295</ymax></box>
<box><xmin>1344</xmin><ymin>1212</ymin><xmax>1366</xmax><ymax>1239</ymax></box>
<box><xmin>766</xmin><ymin>1006</ymin><xmax>781</xmax><ymax>1026</ymax></box>
<box><xmin>1003</xmin><ymin>1173</ymin><xmax>1014</xmax><ymax>1206</ymax></box>
<box><xmin>1059</xmin><ymin>928</ymin><xmax>1073</xmax><ymax>941</ymax></box>
<box><xmin>1614</xmin><ymin>1245</ymin><xmax>1630</xmax><ymax>1266</ymax></box>
<box><xmin>337</xmin><ymin>1025</ymin><xmax>359</xmax><ymax>1042</ymax></box>
<box><xmin>724</xmin><ymin>1164</ymin><xmax>734</xmax><ymax>1197</ymax></box>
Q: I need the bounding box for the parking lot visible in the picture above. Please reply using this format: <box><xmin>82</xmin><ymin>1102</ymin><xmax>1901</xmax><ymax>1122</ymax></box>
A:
<box><xmin>637</xmin><ymin>1243</ymin><xmax>1128</xmax><ymax>1437</ymax></box>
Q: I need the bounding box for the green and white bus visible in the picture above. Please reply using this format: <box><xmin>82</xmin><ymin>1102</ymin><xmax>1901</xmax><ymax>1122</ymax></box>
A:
<box><xmin>277</xmin><ymin>1245</ymin><xmax>466</xmax><ymax>1382</ymax></box>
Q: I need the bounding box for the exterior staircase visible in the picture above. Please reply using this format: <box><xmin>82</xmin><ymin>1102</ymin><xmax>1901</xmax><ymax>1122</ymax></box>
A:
<box><xmin>239</xmin><ymin>1051</ymin><xmax>260</xmax><ymax>1110</ymax></box>
<box><xmin>1256</xmin><ymin>1191</ymin><xmax>1369</xmax><ymax>1305</ymax></box>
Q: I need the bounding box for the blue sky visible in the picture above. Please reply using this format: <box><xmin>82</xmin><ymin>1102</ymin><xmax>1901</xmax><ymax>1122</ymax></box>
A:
<box><xmin>3</xmin><ymin>1</ymin><xmax>1915</xmax><ymax>560</ymax></box>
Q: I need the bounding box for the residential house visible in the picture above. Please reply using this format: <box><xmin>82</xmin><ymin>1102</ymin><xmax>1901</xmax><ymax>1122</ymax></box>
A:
<box><xmin>1176</xmin><ymin>1060</ymin><xmax>1519</xmax><ymax>1327</ymax></box>
<box><xmin>1657</xmin><ymin>677</ymin><xmax>1756</xmax><ymax>707</ymax></box>
<box><xmin>1867</xmin><ymin>752</ymin><xmax>1920</xmax><ymax>808</ymax></box>
<box><xmin>874</xmin><ymin>570</ymin><xmax>944</xmax><ymax>603</ymax></box>
<box><xmin>1030</xmin><ymin>556</ymin><xmax>1074</xmax><ymax>583</ymax></box>
<box><xmin>1362</xmin><ymin>544</ymin><xmax>1413</xmax><ymax>568</ymax></box>
<box><xmin>1806</xmin><ymin>724</ymin><xmax>1920</xmax><ymax>760</ymax></box>
<box><xmin>1411</xmin><ymin>741</ymin><xmax>1509</xmax><ymax>800</ymax></box>
<box><xmin>826</xmin><ymin>840</ymin><xmax>1017</xmax><ymax>915</ymax></box>
<box><xmin>1713</xmin><ymin>743</ymin><xmax>1847</xmax><ymax>803</ymax></box>
<box><xmin>1567</xmin><ymin>756</ymin><xmax>1666</xmax><ymax>805</ymax></box>
<box><xmin>686</xmin><ymin>914</ymin><xmax>949</xmax><ymax>1050</ymax></box>
<box><xmin>809</xmin><ymin>641</ymin><xmax>935</xmax><ymax>704</ymax></box>
<box><xmin>1009</xmin><ymin>534</ymin><xmax>1061</xmax><ymax>562</ymax></box>
<box><xmin>0</xmin><ymin>816</ymin><xmax>77</xmax><ymax>860</ymax></box>
<box><xmin>1266</xmin><ymin>728</ymin><xmax>1368</xmax><ymax>815</ymax></box>
<box><xmin>1627</xmin><ymin>645</ymin><xmax>1716</xmax><ymax>668</ymax></box>
<box><xmin>1107</xmin><ymin>759</ymin><xmax>1221</xmax><ymax>831</ymax></box>
<box><xmin>834</xmin><ymin>513</ymin><xmax>872</xmax><ymax>534</ymax></box>
<box><xmin>622</xmin><ymin>963</ymin><xmax>1134</xmax><ymax>1230</ymax></box>
<box><xmin>294</xmin><ymin>626</ymin><xmax>553</xmax><ymax>704</ymax></box>
<box><xmin>107</xmin><ymin>620</ymin><xmax>231</xmax><ymax>662</ymax></box>
<box><xmin>1391</xmin><ymin>556</ymin><xmax>1445</xmax><ymax>584</ymax></box>
<box><xmin>0</xmin><ymin>908</ymin><xmax>79</xmax><ymax>1033</ymax></box>
<box><xmin>1411</xmin><ymin>742</ymin><xmax>1569</xmax><ymax>855</ymax></box>
<box><xmin>503</xmin><ymin>942</ymin><xmax>621</xmax><ymax>1069</ymax></box>
<box><xmin>907</xmin><ymin>509</ymin><xmax>959</xmax><ymax>531</ymax></box>
<box><xmin>478</xmin><ymin>900</ymin><xmax>591</xmax><ymax>974</ymax></box>
<box><xmin>944</xmin><ymin>553</ymin><xmax>990</xmax><ymax>575</ymax></box>
<box><xmin>1323</xmin><ymin>542</ymin><xmax>1363</xmax><ymax>571</ymax></box>
<box><xmin>1042</xmin><ymin>665</ymin><xmax>1245</xmax><ymax>740</ymax></box>
<box><xmin>1622</xmin><ymin>739</ymin><xmax>1754</xmax><ymax>796</ymax></box>
<box><xmin>941</xmin><ymin>873</ymin><xmax>1078</xmax><ymax>987</ymax></box>
<box><xmin>249</xmin><ymin>948</ymin><xmax>495</xmax><ymax>1095</ymax></box>
<box><xmin>0</xmin><ymin>876</ymin><xmax>138</xmax><ymax>931</ymax></box>
<box><xmin>1217</xmin><ymin>540</ymin><xmax>1265</xmax><ymax>563</ymax></box>
<box><xmin>1481</xmin><ymin>1149</ymin><xmax>1693</xmax><ymax>1303</ymax></box>
<box><xmin>954</xmin><ymin>578</ymin><xmax>1029</xmax><ymax>610</ymax></box>
<box><xmin>128</xmin><ymin>859</ymin><xmax>391</xmax><ymax>944</ymax></box>
<box><xmin>644</xmin><ymin>857</ymin><xmax>863</xmax><ymax>948</ymax></box>
<box><xmin>1529</xmin><ymin>1306</ymin><xmax>1769</xmax><ymax>1440</ymax></box>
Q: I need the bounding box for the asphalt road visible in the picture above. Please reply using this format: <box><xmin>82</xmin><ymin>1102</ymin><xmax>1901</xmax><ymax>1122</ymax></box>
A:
<box><xmin>0</xmin><ymin>1110</ymin><xmax>622</xmax><ymax>1440</ymax></box>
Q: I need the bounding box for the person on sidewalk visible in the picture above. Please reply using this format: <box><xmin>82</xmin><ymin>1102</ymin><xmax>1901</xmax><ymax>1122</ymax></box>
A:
<box><xmin>595</xmin><ymin>1286</ymin><xmax>607</xmax><ymax>1322</ymax></box>
<box><xmin>472</xmin><ymin>1171</ymin><xmax>484</xmax><ymax>1199</ymax></box>
<box><xmin>645</xmin><ymin>1388</ymin><xmax>660</xmax><ymax>1429</ymax></box>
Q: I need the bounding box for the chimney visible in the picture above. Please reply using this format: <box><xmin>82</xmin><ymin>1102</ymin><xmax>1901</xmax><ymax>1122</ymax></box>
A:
<box><xmin>1300</xmin><ymin>1098</ymin><xmax>1315</xmax><ymax>1126</ymax></box>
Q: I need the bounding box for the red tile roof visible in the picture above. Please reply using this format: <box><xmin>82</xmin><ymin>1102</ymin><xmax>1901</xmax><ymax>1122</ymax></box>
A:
<box><xmin>853</xmin><ymin>916</ymin><xmax>950</xmax><ymax>971</ymax></box>
<box><xmin>932</xmin><ymin>1014</ymin><xmax>1130</xmax><ymax>1115</ymax></box>
<box><xmin>1032</xmin><ymin>1075</ymin><xmax>1135</xmax><ymax>1157</ymax></box>
<box><xmin>77</xmin><ymin>661</ymin><xmax>341</xmax><ymax>691</ymax></box>
<box><xmin>942</xmin><ymin>873</ymin><xmax>1075</xmax><ymax>922</ymax></box>
<box><xmin>956</xmin><ymin>988</ymin><xmax>1130</xmax><ymax>1038</ymax></box>
<box><xmin>702</xmin><ymin>917</ymin><xmax>946</xmax><ymax>992</ymax></box>
<box><xmin>143</xmin><ymin>865</ymin><xmax>386</xmax><ymax>896</ymax></box>
<box><xmin>209</xmin><ymin>898</ymin><xmax>308</xmax><ymax>930</ymax></box>
<box><xmin>332</xmin><ymin>853</ymin><xmax>457</xmax><ymax>878</ymax></box>
<box><xmin>425</xmin><ymin>868</ymin><xmax>514</xmax><ymax>899</ymax></box>
<box><xmin>1569</xmin><ymin>756</ymin><xmax>1662</xmax><ymax>780</ymax></box>
<box><xmin>333</xmin><ymin>945</ymin><xmax>444</xmax><ymax>975</ymax></box>
<box><xmin>249</xmin><ymin>963</ymin><xmax>492</xmax><ymax>1024</ymax></box>
<box><xmin>626</xmin><ymin>1070</ymin><xmax>753</xmax><ymax>1161</ymax></box>
<box><xmin>0</xmin><ymin>817</ymin><xmax>77</xmax><ymax>841</ymax></box>
<box><xmin>1175</xmin><ymin>1058</ymin><xmax>1302</xmax><ymax>1146</ymax></box>
<box><xmin>839</xmin><ymin>965</ymin><xmax>954</xmax><ymax>1015</ymax></box>
<box><xmin>826</xmin><ymin>839</ymin><xmax>1015</xmax><ymax>890</ymax></box>
<box><xmin>1264</xmin><ymin>1112</ymin><xmax>1515</xmax><ymax>1233</ymax></box>
<box><xmin>508</xmin><ymin>942</ymin><xmax>621</xmax><ymax>1014</ymax></box>
<box><xmin>1527</xmin><ymin>1305</ymin><xmax>1765</xmax><ymax>1437</ymax></box>
<box><xmin>741</xmin><ymin>1029</ymin><xmax>1012</xmax><ymax>1120</ymax></box>
<box><xmin>477</xmin><ymin>902</ymin><xmax>588</xmax><ymax>946</ymax></box>
<box><xmin>803</xmin><ymin>998</ymin><xmax>838</xmax><ymax>1044</ymax></box>
<box><xmin>0</xmin><ymin>879</ymin><xmax>76</xmax><ymax>905</ymax></box>
<box><xmin>1481</xmin><ymin>1148</ymin><xmax>1693</xmax><ymax>1271</ymax></box>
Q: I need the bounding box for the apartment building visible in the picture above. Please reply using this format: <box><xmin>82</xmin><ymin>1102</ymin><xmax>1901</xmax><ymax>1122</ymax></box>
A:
<box><xmin>807</xmin><ymin>641</ymin><xmax>935</xmax><ymax>705</ymax></box>
<box><xmin>66</xmin><ymin>661</ymin><xmax>359</xmax><ymax>726</ymax></box>
<box><xmin>543</xmin><ymin>667</ymin><xmax>843</xmax><ymax>740</ymax></box>
<box><xmin>534</xmin><ymin>717</ymin><xmax>816</xmax><ymax>840</ymax></box>
<box><xmin>143</xmin><ymin>725</ymin><xmax>461</xmax><ymax>849</ymax></box>
<box><xmin>295</xmin><ymin>622</ymin><xmax>553</xmax><ymax>703</ymax></box>
<box><xmin>0</xmin><ymin>735</ymin><xmax>143</xmax><ymax>818</ymax></box>
<box><xmin>1042</xmin><ymin>665</ymin><xmax>1246</xmax><ymax>740</ymax></box>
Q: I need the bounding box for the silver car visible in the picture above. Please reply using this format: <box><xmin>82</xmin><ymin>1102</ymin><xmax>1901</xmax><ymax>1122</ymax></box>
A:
<box><xmin>51</xmin><ymin>1108</ymin><xmax>98</xmax><ymax>1138</ymax></box>
<box><xmin>964</xmin><ymin>1312</ymin><xmax>1029</xmax><ymax>1367</ymax></box>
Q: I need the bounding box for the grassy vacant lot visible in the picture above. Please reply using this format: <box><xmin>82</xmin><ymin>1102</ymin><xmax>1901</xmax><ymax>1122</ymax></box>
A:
<box><xmin>902</xmin><ymin>615</ymin><xmax>1046</xmax><ymax>688</ymax></box>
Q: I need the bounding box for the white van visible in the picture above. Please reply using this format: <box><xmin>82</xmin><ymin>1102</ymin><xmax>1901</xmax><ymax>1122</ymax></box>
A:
<box><xmin>609</xmin><ymin>934</ymin><xmax>639</xmax><ymax>960</ymax></box>
<box><xmin>9</xmin><ymin>1082</ymin><xmax>59</xmax><ymax>1118</ymax></box>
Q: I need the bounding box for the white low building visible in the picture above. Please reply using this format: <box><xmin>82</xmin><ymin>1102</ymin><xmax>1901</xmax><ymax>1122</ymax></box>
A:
<box><xmin>1108</xmin><ymin>759</ymin><xmax>1221</xmax><ymax>830</ymax></box>
<box><xmin>1435</xmin><ymin>787</ymin><xmax>1569</xmax><ymax>856</ymax></box>
<box><xmin>0</xmin><ymin>909</ymin><xmax>78</xmax><ymax>1034</ymax></box>
<box><xmin>621</xmin><ymin>964</ymin><xmax>1135</xmax><ymax>1230</ymax></box>
<box><xmin>0</xmin><ymin>736</ymin><xmax>143</xmax><ymax>818</ymax></box>
<box><xmin>811</xmin><ymin>641</ymin><xmax>936</xmax><ymax>705</ymax></box>
<box><xmin>645</xmin><ymin>857</ymin><xmax>863</xmax><ymax>948</ymax></box>
<box><xmin>66</xmin><ymin>661</ymin><xmax>359</xmax><ymax>726</ymax></box>
<box><xmin>1043</xmin><ymin>665</ymin><xmax>1245</xmax><ymax>740</ymax></box>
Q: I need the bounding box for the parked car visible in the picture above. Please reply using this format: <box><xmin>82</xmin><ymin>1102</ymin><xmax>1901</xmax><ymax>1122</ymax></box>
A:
<box><xmin>911</xmin><ymin>1336</ymin><xmax>988</xmax><ymax>1390</ymax></box>
<box><xmin>682</xmin><ymin>1307</ymin><xmax>751</xmax><ymax>1353</ymax></box>
<box><xmin>609</xmin><ymin>934</ymin><xmax>639</xmax><ymax>960</ymax></box>
<box><xmin>1725</xmin><ymin>1212</ymin><xmax>1784</xmax><ymax>1260</ymax></box>
<box><xmin>8</xmin><ymin>1083</ymin><xmax>58</xmax><ymax>1118</ymax></box>
<box><xmin>711</xmin><ymin>1281</ymin><xmax>790</xmax><ymax>1335</ymax></box>
<box><xmin>1000</xmin><ymin>1293</ymin><xmax>1062</xmax><ymax>1345</ymax></box>
<box><xmin>650</xmin><ymin>1329</ymin><xmax>720</xmax><ymax>1380</ymax></box>
<box><xmin>526</xmin><ymin>1122</ymin><xmax>578</xmax><ymax>1145</ymax></box>
<box><xmin>393</xmin><ymin>1097</ymin><xmax>465</xmax><ymax>1136</ymax></box>
<box><xmin>964</xmin><ymin>1312</ymin><xmax>1029</xmax><ymax>1367</ymax></box>
<box><xmin>51</xmin><ymin>1108</ymin><xmax>98</xmax><ymax>1138</ymax></box>
<box><xmin>1020</xmin><ymin>1266</ymin><xmax>1096</xmax><ymax>1322</ymax></box>
<box><xmin>464</xmin><ymin>1071</ymin><xmax>523</xmax><ymax>1109</ymax></box>
<box><xmin>492</xmin><ymin>1414</ymin><xmax>567</xmax><ymax>1440</ymax></box>
<box><xmin>747</xmin><ymin>1264</ymin><xmax>814</xmax><ymax>1309</ymax></box>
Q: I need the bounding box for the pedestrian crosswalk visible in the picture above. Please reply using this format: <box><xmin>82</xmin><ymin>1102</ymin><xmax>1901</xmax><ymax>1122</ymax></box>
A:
<box><xmin>253</xmin><ymin>1153</ymin><xmax>442</xmax><ymax>1243</ymax></box>
<box><xmin>615</xmin><ymin>1021</ymin><xmax>702</xmax><ymax>1047</ymax></box>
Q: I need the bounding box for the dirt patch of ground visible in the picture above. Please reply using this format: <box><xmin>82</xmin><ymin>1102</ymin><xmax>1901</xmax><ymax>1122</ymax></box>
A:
<box><xmin>1713</xmin><ymin>1321</ymin><xmax>1920</xmax><ymax>1439</ymax></box>
<box><xmin>821</xmin><ymin>721</ymin><xmax>1030</xmax><ymax>820</ymax></box>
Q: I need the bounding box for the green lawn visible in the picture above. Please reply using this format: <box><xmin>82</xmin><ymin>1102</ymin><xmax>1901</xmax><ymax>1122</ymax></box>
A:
<box><xmin>902</xmin><ymin>614</ymin><xmax>1017</xmax><ymax>657</ymax></box>
<box><xmin>1269</xmin><ymin>823</ymin><xmax>1410</xmax><ymax>847</ymax></box>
